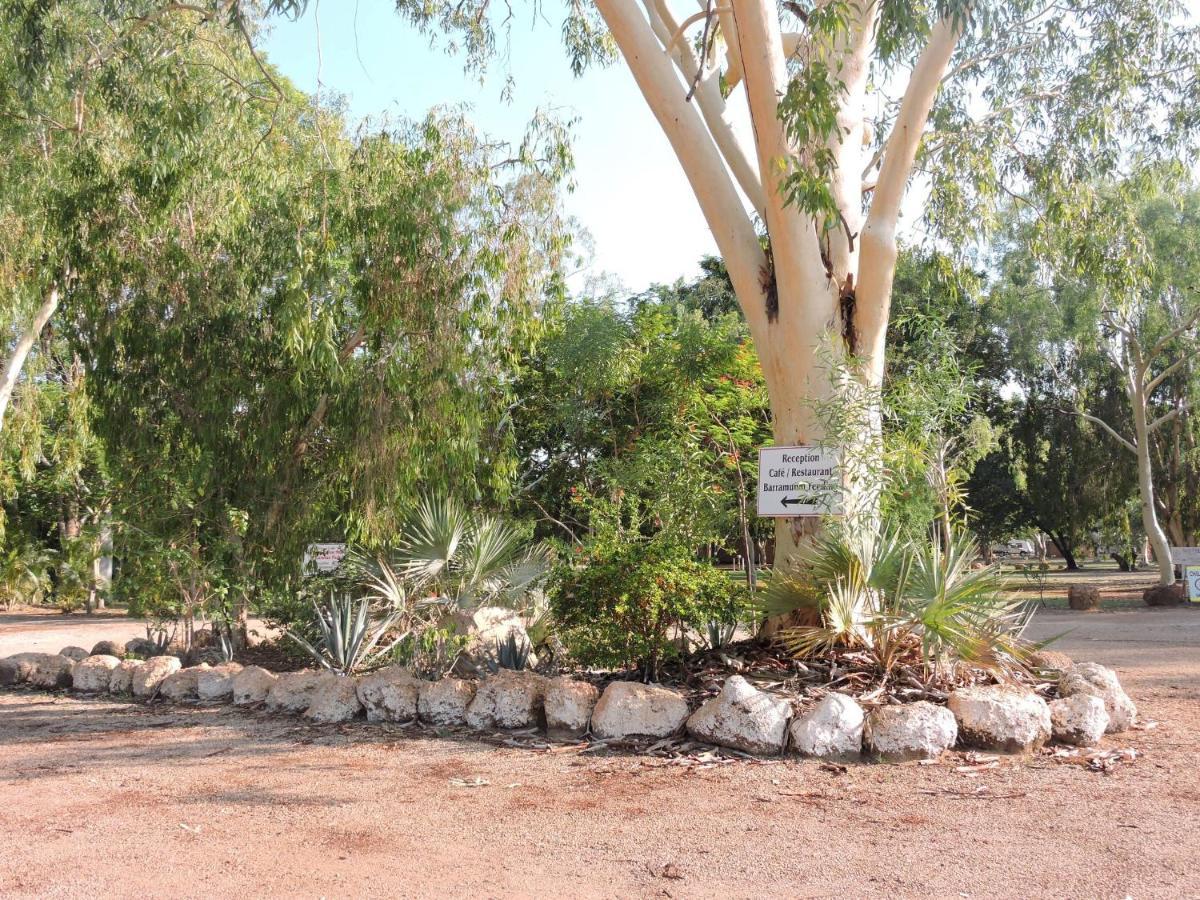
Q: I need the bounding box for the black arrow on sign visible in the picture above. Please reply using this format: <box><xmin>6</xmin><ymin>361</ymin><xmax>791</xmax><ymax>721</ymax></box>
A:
<box><xmin>781</xmin><ymin>496</ymin><xmax>804</xmax><ymax>507</ymax></box>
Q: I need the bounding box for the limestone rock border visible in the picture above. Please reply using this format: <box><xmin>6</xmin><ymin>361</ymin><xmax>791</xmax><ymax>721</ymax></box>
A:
<box><xmin>0</xmin><ymin>650</ymin><xmax>1139</xmax><ymax>764</ymax></box>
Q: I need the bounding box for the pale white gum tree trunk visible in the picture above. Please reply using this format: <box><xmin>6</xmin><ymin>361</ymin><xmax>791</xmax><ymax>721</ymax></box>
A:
<box><xmin>593</xmin><ymin>0</ymin><xmax>964</xmax><ymax>603</ymax></box>
<box><xmin>0</xmin><ymin>283</ymin><xmax>59</xmax><ymax>435</ymax></box>
<box><xmin>1078</xmin><ymin>308</ymin><xmax>1200</xmax><ymax>585</ymax></box>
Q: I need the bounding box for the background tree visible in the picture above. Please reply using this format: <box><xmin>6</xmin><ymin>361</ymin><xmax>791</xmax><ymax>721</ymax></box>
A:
<box><xmin>989</xmin><ymin>174</ymin><xmax>1200</xmax><ymax>582</ymax></box>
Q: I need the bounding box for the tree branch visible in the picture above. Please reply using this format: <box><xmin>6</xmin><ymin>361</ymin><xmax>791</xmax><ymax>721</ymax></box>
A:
<box><xmin>1146</xmin><ymin>305</ymin><xmax>1200</xmax><ymax>361</ymax></box>
<box><xmin>854</xmin><ymin>15</ymin><xmax>963</xmax><ymax>383</ymax></box>
<box><xmin>645</xmin><ymin>0</ymin><xmax>766</xmax><ymax>212</ymax></box>
<box><xmin>1145</xmin><ymin>355</ymin><xmax>1189</xmax><ymax>395</ymax></box>
<box><xmin>1148</xmin><ymin>401</ymin><xmax>1190</xmax><ymax>434</ymax></box>
<box><xmin>729</xmin><ymin>0</ymin><xmax>828</xmax><ymax>318</ymax></box>
<box><xmin>0</xmin><ymin>283</ymin><xmax>60</xmax><ymax>436</ymax></box>
<box><xmin>1060</xmin><ymin>407</ymin><xmax>1137</xmax><ymax>454</ymax></box>
<box><xmin>595</xmin><ymin>0</ymin><xmax>770</xmax><ymax>346</ymax></box>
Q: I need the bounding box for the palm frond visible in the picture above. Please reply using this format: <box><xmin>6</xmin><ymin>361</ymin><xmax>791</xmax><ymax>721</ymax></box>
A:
<box><xmin>397</xmin><ymin>494</ymin><xmax>468</xmax><ymax>587</ymax></box>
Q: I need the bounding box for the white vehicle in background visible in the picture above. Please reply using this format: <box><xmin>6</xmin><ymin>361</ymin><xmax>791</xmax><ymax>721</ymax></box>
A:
<box><xmin>990</xmin><ymin>539</ymin><xmax>1035</xmax><ymax>559</ymax></box>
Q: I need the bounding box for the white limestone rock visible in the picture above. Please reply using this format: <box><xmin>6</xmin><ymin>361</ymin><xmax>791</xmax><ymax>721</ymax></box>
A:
<box><xmin>864</xmin><ymin>701</ymin><xmax>958</xmax><ymax>761</ymax></box>
<box><xmin>304</xmin><ymin>675</ymin><xmax>363</xmax><ymax>723</ymax></box>
<box><xmin>464</xmin><ymin>670</ymin><xmax>547</xmax><ymax>730</ymax></box>
<box><xmin>417</xmin><ymin>677</ymin><xmax>476</xmax><ymax>726</ymax></box>
<box><xmin>0</xmin><ymin>652</ymin><xmax>51</xmax><ymax>686</ymax></box>
<box><xmin>1049</xmin><ymin>693</ymin><xmax>1109</xmax><ymax>746</ymax></box>
<box><xmin>789</xmin><ymin>693</ymin><xmax>864</xmax><ymax>758</ymax></box>
<box><xmin>544</xmin><ymin>677</ymin><xmax>600</xmax><ymax>738</ymax></box>
<box><xmin>131</xmin><ymin>656</ymin><xmax>183</xmax><ymax>698</ymax></box>
<box><xmin>196</xmin><ymin>662</ymin><xmax>245</xmax><ymax>702</ymax></box>
<box><xmin>159</xmin><ymin>664</ymin><xmax>211</xmax><ymax>701</ymax></box>
<box><xmin>90</xmin><ymin>640</ymin><xmax>125</xmax><ymax>658</ymax></box>
<box><xmin>28</xmin><ymin>654</ymin><xmax>75</xmax><ymax>689</ymax></box>
<box><xmin>109</xmin><ymin>659</ymin><xmax>142</xmax><ymax>694</ymax></box>
<box><xmin>124</xmin><ymin>637</ymin><xmax>161</xmax><ymax>658</ymax></box>
<box><xmin>590</xmin><ymin>681</ymin><xmax>689</xmax><ymax>741</ymax></box>
<box><xmin>264</xmin><ymin>670</ymin><xmax>335</xmax><ymax>714</ymax></box>
<box><xmin>72</xmin><ymin>655</ymin><xmax>122</xmax><ymax>693</ymax></box>
<box><xmin>947</xmin><ymin>685</ymin><xmax>1051</xmax><ymax>752</ymax></box>
<box><xmin>686</xmin><ymin>676</ymin><xmax>791</xmax><ymax>755</ymax></box>
<box><xmin>451</xmin><ymin>606</ymin><xmax>536</xmax><ymax>672</ymax></box>
<box><xmin>231</xmin><ymin>666</ymin><xmax>277</xmax><ymax>705</ymax></box>
<box><xmin>356</xmin><ymin>667</ymin><xmax>422</xmax><ymax>722</ymax></box>
<box><xmin>1058</xmin><ymin>662</ymin><xmax>1137</xmax><ymax>734</ymax></box>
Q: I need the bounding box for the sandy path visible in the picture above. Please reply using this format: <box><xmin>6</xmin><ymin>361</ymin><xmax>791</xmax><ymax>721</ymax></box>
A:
<box><xmin>0</xmin><ymin>610</ymin><xmax>153</xmax><ymax>657</ymax></box>
<box><xmin>0</xmin><ymin>607</ymin><xmax>1196</xmax><ymax>899</ymax></box>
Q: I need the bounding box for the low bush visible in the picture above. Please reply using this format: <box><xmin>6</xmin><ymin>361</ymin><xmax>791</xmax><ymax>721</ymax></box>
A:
<box><xmin>762</xmin><ymin>526</ymin><xmax>1035</xmax><ymax>682</ymax></box>
<box><xmin>550</xmin><ymin>541</ymin><xmax>749</xmax><ymax>677</ymax></box>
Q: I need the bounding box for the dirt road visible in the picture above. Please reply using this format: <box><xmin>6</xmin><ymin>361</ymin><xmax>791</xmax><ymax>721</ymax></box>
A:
<box><xmin>1</xmin><ymin>607</ymin><xmax>1197</xmax><ymax>898</ymax></box>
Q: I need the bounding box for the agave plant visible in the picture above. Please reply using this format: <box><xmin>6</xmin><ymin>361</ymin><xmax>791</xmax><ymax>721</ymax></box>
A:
<box><xmin>286</xmin><ymin>593</ymin><xmax>407</xmax><ymax>676</ymax></box>
<box><xmin>482</xmin><ymin>631</ymin><xmax>533</xmax><ymax>673</ymax></box>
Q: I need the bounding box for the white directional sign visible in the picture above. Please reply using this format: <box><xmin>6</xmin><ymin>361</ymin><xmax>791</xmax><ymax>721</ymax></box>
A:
<box><xmin>1170</xmin><ymin>546</ymin><xmax>1200</xmax><ymax>567</ymax></box>
<box><xmin>757</xmin><ymin>445</ymin><xmax>842</xmax><ymax>517</ymax></box>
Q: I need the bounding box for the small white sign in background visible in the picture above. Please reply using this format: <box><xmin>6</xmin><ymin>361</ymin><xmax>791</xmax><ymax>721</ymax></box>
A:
<box><xmin>757</xmin><ymin>445</ymin><xmax>842</xmax><ymax>517</ymax></box>
<box><xmin>1171</xmin><ymin>546</ymin><xmax>1200</xmax><ymax>567</ymax></box>
<box><xmin>303</xmin><ymin>542</ymin><xmax>348</xmax><ymax>575</ymax></box>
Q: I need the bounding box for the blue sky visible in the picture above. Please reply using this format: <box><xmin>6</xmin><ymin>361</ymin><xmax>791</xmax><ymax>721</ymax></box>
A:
<box><xmin>260</xmin><ymin>1</ymin><xmax>724</xmax><ymax>294</ymax></box>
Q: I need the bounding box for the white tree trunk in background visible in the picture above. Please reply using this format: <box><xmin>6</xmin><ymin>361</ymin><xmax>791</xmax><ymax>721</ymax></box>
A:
<box><xmin>1128</xmin><ymin>365</ymin><xmax>1176</xmax><ymax>585</ymax></box>
<box><xmin>594</xmin><ymin>0</ymin><xmax>963</xmax><ymax>610</ymax></box>
<box><xmin>1082</xmin><ymin>312</ymin><xmax>1198</xmax><ymax>586</ymax></box>
<box><xmin>0</xmin><ymin>283</ymin><xmax>59</xmax><ymax>435</ymax></box>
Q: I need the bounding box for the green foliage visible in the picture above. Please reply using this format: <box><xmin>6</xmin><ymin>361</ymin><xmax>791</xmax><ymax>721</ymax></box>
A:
<box><xmin>550</xmin><ymin>541</ymin><xmax>749</xmax><ymax>676</ymax></box>
<box><xmin>0</xmin><ymin>540</ymin><xmax>51</xmax><ymax>609</ymax></box>
<box><xmin>513</xmin><ymin>283</ymin><xmax>771</xmax><ymax>578</ymax></box>
<box><xmin>885</xmin><ymin>250</ymin><xmax>1001</xmax><ymax>541</ymax></box>
<box><xmin>766</xmin><ymin>526</ymin><xmax>1034</xmax><ymax>680</ymax></box>
<box><xmin>285</xmin><ymin>594</ymin><xmax>405</xmax><ymax>676</ymax></box>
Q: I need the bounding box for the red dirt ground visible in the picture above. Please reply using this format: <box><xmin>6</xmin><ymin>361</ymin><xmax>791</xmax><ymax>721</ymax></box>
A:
<box><xmin>1</xmin><ymin>605</ymin><xmax>1197</xmax><ymax>898</ymax></box>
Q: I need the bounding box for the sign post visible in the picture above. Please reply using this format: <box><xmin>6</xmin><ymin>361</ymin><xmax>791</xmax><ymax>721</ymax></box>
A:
<box><xmin>756</xmin><ymin>445</ymin><xmax>842</xmax><ymax>517</ymax></box>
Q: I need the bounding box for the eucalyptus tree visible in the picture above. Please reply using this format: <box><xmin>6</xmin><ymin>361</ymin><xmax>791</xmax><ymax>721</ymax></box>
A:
<box><xmin>251</xmin><ymin>0</ymin><xmax>1200</xmax><ymax>582</ymax></box>
<box><xmin>1059</xmin><ymin>179</ymin><xmax>1200</xmax><ymax>583</ymax></box>
<box><xmin>3</xmin><ymin>3</ymin><xmax>569</xmax><ymax>632</ymax></box>
<box><xmin>77</xmin><ymin>63</ymin><xmax>570</xmax><ymax>633</ymax></box>
<box><xmin>985</xmin><ymin>176</ymin><xmax>1200</xmax><ymax>582</ymax></box>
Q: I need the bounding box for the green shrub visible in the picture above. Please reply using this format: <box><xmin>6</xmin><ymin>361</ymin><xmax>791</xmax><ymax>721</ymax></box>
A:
<box><xmin>550</xmin><ymin>541</ymin><xmax>748</xmax><ymax>677</ymax></box>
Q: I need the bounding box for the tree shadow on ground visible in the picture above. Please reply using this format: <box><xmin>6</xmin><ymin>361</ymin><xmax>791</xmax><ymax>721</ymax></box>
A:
<box><xmin>0</xmin><ymin>690</ymin><xmax>577</xmax><ymax>789</ymax></box>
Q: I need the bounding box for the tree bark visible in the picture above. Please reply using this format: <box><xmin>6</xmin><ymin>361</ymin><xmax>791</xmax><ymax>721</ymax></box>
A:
<box><xmin>0</xmin><ymin>283</ymin><xmax>59</xmax><ymax>435</ymax></box>
<box><xmin>1129</xmin><ymin>377</ymin><xmax>1176</xmax><ymax>584</ymax></box>
<box><xmin>593</xmin><ymin>0</ymin><xmax>964</xmax><ymax>635</ymax></box>
<box><xmin>1045</xmin><ymin>530</ymin><xmax>1077</xmax><ymax>570</ymax></box>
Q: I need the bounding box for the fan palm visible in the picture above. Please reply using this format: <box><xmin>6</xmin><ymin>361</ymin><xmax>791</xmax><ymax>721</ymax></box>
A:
<box><xmin>765</xmin><ymin>525</ymin><xmax>1033</xmax><ymax>679</ymax></box>
<box><xmin>392</xmin><ymin>495</ymin><xmax>551</xmax><ymax>611</ymax></box>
